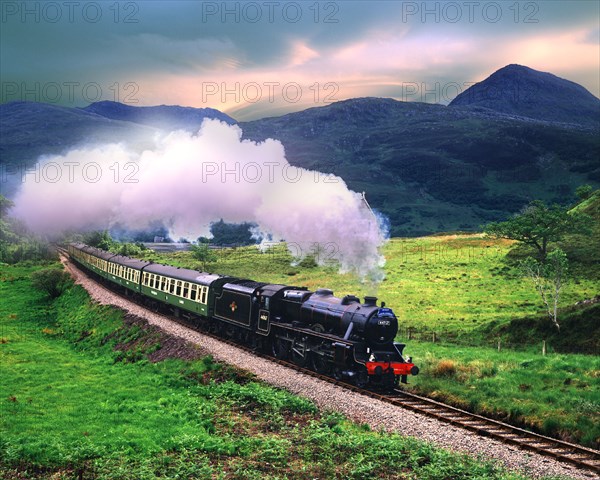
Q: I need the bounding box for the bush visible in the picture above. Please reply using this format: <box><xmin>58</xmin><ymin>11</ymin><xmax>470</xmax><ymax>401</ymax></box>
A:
<box><xmin>31</xmin><ymin>268</ymin><xmax>71</xmax><ymax>298</ymax></box>
<box><xmin>430</xmin><ymin>359</ymin><xmax>457</xmax><ymax>378</ymax></box>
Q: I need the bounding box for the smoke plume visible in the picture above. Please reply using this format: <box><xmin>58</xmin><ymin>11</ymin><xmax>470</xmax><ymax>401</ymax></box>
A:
<box><xmin>14</xmin><ymin>120</ymin><xmax>387</xmax><ymax>281</ymax></box>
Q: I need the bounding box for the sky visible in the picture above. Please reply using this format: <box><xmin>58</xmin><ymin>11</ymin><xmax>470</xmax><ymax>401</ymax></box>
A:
<box><xmin>1</xmin><ymin>0</ymin><xmax>599</xmax><ymax>120</ymax></box>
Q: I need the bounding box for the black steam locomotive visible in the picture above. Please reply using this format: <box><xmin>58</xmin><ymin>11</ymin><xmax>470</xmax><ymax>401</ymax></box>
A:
<box><xmin>68</xmin><ymin>243</ymin><xmax>418</xmax><ymax>389</ymax></box>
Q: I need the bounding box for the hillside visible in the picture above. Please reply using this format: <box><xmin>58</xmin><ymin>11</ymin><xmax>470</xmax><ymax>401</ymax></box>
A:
<box><xmin>450</xmin><ymin>64</ymin><xmax>600</xmax><ymax>128</ymax></box>
<box><xmin>82</xmin><ymin>101</ymin><xmax>236</xmax><ymax>131</ymax></box>
<box><xmin>241</xmin><ymin>97</ymin><xmax>600</xmax><ymax>235</ymax></box>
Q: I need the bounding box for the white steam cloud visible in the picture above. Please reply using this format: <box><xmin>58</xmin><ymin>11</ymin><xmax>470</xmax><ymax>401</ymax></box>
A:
<box><xmin>14</xmin><ymin>120</ymin><xmax>387</xmax><ymax>281</ymax></box>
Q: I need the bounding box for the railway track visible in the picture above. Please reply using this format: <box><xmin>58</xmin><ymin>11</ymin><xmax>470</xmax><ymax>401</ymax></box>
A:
<box><xmin>266</xmin><ymin>359</ymin><xmax>600</xmax><ymax>474</ymax></box>
<box><xmin>61</xmin><ymin>250</ymin><xmax>600</xmax><ymax>475</ymax></box>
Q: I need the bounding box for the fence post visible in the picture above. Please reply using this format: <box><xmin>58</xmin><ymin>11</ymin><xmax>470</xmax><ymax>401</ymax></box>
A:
<box><xmin>497</xmin><ymin>339</ymin><xmax>501</xmax><ymax>352</ymax></box>
<box><xmin>542</xmin><ymin>340</ymin><xmax>547</xmax><ymax>356</ymax></box>
<box><xmin>407</xmin><ymin>328</ymin><xmax>412</xmax><ymax>340</ymax></box>
<box><xmin>432</xmin><ymin>332</ymin><xmax>436</xmax><ymax>343</ymax></box>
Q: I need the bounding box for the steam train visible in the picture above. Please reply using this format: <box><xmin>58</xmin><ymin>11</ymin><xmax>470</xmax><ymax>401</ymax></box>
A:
<box><xmin>67</xmin><ymin>243</ymin><xmax>418</xmax><ymax>389</ymax></box>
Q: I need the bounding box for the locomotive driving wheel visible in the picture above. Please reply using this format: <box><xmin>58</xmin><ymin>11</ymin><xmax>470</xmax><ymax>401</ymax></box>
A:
<box><xmin>291</xmin><ymin>338</ymin><xmax>309</xmax><ymax>367</ymax></box>
<box><xmin>310</xmin><ymin>347</ymin><xmax>332</xmax><ymax>374</ymax></box>
<box><xmin>271</xmin><ymin>336</ymin><xmax>289</xmax><ymax>360</ymax></box>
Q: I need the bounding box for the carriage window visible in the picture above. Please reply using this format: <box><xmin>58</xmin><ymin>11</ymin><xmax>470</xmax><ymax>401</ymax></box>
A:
<box><xmin>183</xmin><ymin>282</ymin><xmax>189</xmax><ymax>298</ymax></box>
<box><xmin>190</xmin><ymin>285</ymin><xmax>198</xmax><ymax>301</ymax></box>
<box><xmin>169</xmin><ymin>279</ymin><xmax>175</xmax><ymax>294</ymax></box>
<box><xmin>200</xmin><ymin>287</ymin><xmax>207</xmax><ymax>304</ymax></box>
<box><xmin>176</xmin><ymin>281</ymin><xmax>182</xmax><ymax>296</ymax></box>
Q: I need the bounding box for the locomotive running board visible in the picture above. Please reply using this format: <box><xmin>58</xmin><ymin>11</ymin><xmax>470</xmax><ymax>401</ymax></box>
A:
<box><xmin>270</xmin><ymin>322</ymin><xmax>355</xmax><ymax>348</ymax></box>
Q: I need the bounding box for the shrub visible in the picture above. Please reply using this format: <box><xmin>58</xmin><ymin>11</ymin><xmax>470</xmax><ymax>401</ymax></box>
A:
<box><xmin>430</xmin><ymin>359</ymin><xmax>457</xmax><ymax>377</ymax></box>
<box><xmin>31</xmin><ymin>268</ymin><xmax>71</xmax><ymax>298</ymax></box>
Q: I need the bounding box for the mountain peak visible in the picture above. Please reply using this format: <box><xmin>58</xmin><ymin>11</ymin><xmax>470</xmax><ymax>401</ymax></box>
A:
<box><xmin>450</xmin><ymin>64</ymin><xmax>599</xmax><ymax>127</ymax></box>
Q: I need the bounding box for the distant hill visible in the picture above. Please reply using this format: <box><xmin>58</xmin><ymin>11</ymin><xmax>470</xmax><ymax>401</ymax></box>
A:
<box><xmin>450</xmin><ymin>64</ymin><xmax>600</xmax><ymax>128</ymax></box>
<box><xmin>82</xmin><ymin>101</ymin><xmax>236</xmax><ymax>131</ymax></box>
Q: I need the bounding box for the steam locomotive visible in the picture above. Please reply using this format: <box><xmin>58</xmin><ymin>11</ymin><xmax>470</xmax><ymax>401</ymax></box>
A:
<box><xmin>67</xmin><ymin>243</ymin><xmax>418</xmax><ymax>389</ymax></box>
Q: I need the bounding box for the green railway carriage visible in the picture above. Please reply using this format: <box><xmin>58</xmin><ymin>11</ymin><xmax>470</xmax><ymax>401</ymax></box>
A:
<box><xmin>67</xmin><ymin>243</ymin><xmax>87</xmax><ymax>263</ymax></box>
<box><xmin>141</xmin><ymin>263</ymin><xmax>225</xmax><ymax>318</ymax></box>
<box><xmin>69</xmin><ymin>243</ymin><xmax>113</xmax><ymax>279</ymax></box>
<box><xmin>108</xmin><ymin>255</ymin><xmax>150</xmax><ymax>293</ymax></box>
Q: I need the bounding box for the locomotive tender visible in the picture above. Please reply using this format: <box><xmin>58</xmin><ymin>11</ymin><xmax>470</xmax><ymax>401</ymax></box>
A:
<box><xmin>67</xmin><ymin>243</ymin><xmax>418</xmax><ymax>388</ymax></box>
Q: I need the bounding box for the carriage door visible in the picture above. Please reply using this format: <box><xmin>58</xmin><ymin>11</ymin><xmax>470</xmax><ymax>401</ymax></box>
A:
<box><xmin>258</xmin><ymin>296</ymin><xmax>270</xmax><ymax>334</ymax></box>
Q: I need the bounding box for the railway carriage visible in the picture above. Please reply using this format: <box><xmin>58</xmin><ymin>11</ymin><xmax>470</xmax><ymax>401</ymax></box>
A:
<box><xmin>108</xmin><ymin>255</ymin><xmax>149</xmax><ymax>293</ymax></box>
<box><xmin>140</xmin><ymin>263</ymin><xmax>218</xmax><ymax>318</ymax></box>
<box><xmin>68</xmin><ymin>243</ymin><xmax>113</xmax><ymax>279</ymax></box>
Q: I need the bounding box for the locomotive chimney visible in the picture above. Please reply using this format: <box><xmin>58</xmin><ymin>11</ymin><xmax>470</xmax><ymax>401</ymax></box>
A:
<box><xmin>364</xmin><ymin>296</ymin><xmax>377</xmax><ymax>307</ymax></box>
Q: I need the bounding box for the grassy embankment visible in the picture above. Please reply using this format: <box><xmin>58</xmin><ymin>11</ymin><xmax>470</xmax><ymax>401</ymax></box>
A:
<box><xmin>1</xmin><ymin>264</ymin><xmax>543</xmax><ymax>479</ymax></box>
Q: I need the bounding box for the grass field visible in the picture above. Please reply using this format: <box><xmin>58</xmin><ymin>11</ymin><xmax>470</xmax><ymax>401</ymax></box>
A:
<box><xmin>406</xmin><ymin>342</ymin><xmax>600</xmax><ymax>447</ymax></box>
<box><xmin>1</xmin><ymin>264</ymin><xmax>546</xmax><ymax>479</ymax></box>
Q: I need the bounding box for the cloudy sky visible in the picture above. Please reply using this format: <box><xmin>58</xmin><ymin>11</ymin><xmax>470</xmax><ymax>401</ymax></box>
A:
<box><xmin>2</xmin><ymin>0</ymin><xmax>598</xmax><ymax>120</ymax></box>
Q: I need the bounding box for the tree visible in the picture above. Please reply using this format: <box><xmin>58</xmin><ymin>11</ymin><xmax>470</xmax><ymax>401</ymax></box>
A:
<box><xmin>520</xmin><ymin>249</ymin><xmax>568</xmax><ymax>331</ymax></box>
<box><xmin>0</xmin><ymin>195</ymin><xmax>17</xmax><ymax>245</ymax></box>
<box><xmin>84</xmin><ymin>230</ymin><xmax>114</xmax><ymax>250</ymax></box>
<box><xmin>484</xmin><ymin>200</ymin><xmax>592</xmax><ymax>258</ymax></box>
<box><xmin>190</xmin><ymin>243</ymin><xmax>218</xmax><ymax>271</ymax></box>
<box><xmin>31</xmin><ymin>267</ymin><xmax>71</xmax><ymax>298</ymax></box>
<box><xmin>575</xmin><ymin>184</ymin><xmax>593</xmax><ymax>201</ymax></box>
<box><xmin>0</xmin><ymin>194</ymin><xmax>53</xmax><ymax>264</ymax></box>
<box><xmin>209</xmin><ymin>219</ymin><xmax>256</xmax><ymax>246</ymax></box>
